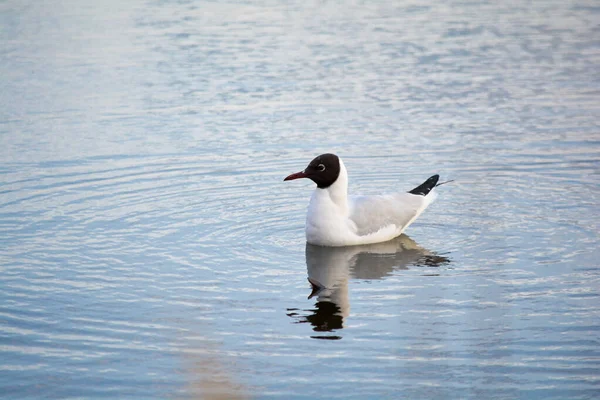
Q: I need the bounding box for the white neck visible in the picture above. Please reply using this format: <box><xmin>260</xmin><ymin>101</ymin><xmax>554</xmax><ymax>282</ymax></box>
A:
<box><xmin>322</xmin><ymin>157</ymin><xmax>348</xmax><ymax>210</ymax></box>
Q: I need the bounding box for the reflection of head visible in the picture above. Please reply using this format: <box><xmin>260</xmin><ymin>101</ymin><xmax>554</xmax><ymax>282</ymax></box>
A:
<box><xmin>304</xmin><ymin>300</ymin><xmax>344</xmax><ymax>332</ymax></box>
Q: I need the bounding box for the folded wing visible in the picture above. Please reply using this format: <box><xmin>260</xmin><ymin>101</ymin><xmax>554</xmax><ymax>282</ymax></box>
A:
<box><xmin>349</xmin><ymin>192</ymin><xmax>433</xmax><ymax>236</ymax></box>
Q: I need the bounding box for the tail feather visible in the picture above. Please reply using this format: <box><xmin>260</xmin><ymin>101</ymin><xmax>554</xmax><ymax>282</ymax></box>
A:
<box><xmin>408</xmin><ymin>174</ymin><xmax>439</xmax><ymax>196</ymax></box>
<box><xmin>435</xmin><ymin>179</ymin><xmax>454</xmax><ymax>188</ymax></box>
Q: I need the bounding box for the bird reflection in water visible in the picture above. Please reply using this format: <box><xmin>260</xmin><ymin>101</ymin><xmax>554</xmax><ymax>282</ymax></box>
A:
<box><xmin>287</xmin><ymin>234</ymin><xmax>450</xmax><ymax>340</ymax></box>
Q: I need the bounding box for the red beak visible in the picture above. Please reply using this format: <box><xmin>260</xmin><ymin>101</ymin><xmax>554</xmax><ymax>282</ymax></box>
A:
<box><xmin>284</xmin><ymin>171</ymin><xmax>308</xmax><ymax>181</ymax></box>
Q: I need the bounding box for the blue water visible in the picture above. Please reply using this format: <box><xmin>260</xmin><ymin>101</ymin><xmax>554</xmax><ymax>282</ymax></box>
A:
<box><xmin>1</xmin><ymin>0</ymin><xmax>599</xmax><ymax>399</ymax></box>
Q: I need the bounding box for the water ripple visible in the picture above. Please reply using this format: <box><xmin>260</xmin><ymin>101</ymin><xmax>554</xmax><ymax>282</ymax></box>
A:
<box><xmin>1</xmin><ymin>0</ymin><xmax>600</xmax><ymax>398</ymax></box>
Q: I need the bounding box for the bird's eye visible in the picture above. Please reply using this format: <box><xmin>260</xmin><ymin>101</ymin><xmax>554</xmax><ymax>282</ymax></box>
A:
<box><xmin>317</xmin><ymin>164</ymin><xmax>326</xmax><ymax>171</ymax></box>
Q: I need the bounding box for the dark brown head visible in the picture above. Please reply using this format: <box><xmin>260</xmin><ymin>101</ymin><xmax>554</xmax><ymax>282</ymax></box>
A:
<box><xmin>284</xmin><ymin>153</ymin><xmax>341</xmax><ymax>189</ymax></box>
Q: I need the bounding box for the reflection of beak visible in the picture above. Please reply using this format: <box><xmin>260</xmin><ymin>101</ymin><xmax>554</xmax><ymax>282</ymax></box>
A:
<box><xmin>284</xmin><ymin>171</ymin><xmax>308</xmax><ymax>181</ymax></box>
<box><xmin>307</xmin><ymin>277</ymin><xmax>325</xmax><ymax>299</ymax></box>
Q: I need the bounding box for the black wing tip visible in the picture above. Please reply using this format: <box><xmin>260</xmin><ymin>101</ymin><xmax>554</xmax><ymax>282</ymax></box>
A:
<box><xmin>408</xmin><ymin>174</ymin><xmax>440</xmax><ymax>196</ymax></box>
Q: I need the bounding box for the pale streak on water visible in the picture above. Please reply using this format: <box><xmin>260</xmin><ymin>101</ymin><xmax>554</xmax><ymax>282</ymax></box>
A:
<box><xmin>1</xmin><ymin>0</ymin><xmax>599</xmax><ymax>399</ymax></box>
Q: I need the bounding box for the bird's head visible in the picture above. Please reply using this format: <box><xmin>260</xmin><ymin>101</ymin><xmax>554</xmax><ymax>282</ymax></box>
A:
<box><xmin>284</xmin><ymin>153</ymin><xmax>341</xmax><ymax>189</ymax></box>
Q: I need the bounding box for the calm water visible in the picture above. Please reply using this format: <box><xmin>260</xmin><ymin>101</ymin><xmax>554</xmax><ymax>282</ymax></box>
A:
<box><xmin>1</xmin><ymin>0</ymin><xmax>599</xmax><ymax>399</ymax></box>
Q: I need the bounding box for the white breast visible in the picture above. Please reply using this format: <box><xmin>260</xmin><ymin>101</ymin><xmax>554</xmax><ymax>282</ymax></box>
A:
<box><xmin>306</xmin><ymin>188</ymin><xmax>355</xmax><ymax>246</ymax></box>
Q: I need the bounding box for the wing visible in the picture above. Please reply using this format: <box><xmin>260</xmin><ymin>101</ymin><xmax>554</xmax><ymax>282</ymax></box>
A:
<box><xmin>348</xmin><ymin>192</ymin><xmax>434</xmax><ymax>236</ymax></box>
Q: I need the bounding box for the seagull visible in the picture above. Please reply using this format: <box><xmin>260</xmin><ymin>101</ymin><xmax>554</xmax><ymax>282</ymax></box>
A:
<box><xmin>284</xmin><ymin>153</ymin><xmax>450</xmax><ymax>247</ymax></box>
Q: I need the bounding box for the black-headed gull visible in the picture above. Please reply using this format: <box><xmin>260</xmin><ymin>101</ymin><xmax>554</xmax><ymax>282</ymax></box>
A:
<box><xmin>284</xmin><ymin>153</ymin><xmax>449</xmax><ymax>247</ymax></box>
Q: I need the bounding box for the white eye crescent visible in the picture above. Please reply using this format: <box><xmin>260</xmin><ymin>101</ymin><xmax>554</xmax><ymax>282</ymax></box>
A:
<box><xmin>317</xmin><ymin>164</ymin><xmax>326</xmax><ymax>171</ymax></box>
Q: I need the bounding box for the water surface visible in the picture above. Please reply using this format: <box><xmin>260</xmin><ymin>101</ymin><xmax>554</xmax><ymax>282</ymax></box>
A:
<box><xmin>1</xmin><ymin>0</ymin><xmax>599</xmax><ymax>399</ymax></box>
